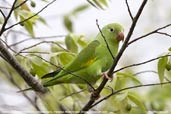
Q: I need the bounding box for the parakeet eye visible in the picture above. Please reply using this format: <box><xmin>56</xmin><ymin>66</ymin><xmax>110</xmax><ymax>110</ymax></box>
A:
<box><xmin>109</xmin><ymin>28</ymin><xmax>115</xmax><ymax>32</ymax></box>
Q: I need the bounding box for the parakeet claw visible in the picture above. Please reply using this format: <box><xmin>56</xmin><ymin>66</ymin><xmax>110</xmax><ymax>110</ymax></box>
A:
<box><xmin>102</xmin><ymin>73</ymin><xmax>113</xmax><ymax>81</ymax></box>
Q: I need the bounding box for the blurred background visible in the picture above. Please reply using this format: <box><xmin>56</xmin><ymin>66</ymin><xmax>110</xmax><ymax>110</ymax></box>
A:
<box><xmin>0</xmin><ymin>0</ymin><xmax>171</xmax><ymax>113</ymax></box>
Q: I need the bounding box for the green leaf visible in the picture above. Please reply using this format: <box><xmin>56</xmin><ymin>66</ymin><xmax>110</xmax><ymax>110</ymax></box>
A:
<box><xmin>17</xmin><ymin>10</ymin><xmax>46</xmax><ymax>36</ymax></box>
<box><xmin>72</xmin><ymin>5</ymin><xmax>89</xmax><ymax>15</ymax></box>
<box><xmin>166</xmin><ymin>64</ymin><xmax>171</xmax><ymax>71</ymax></box>
<box><xmin>157</xmin><ymin>56</ymin><xmax>168</xmax><ymax>83</ymax></box>
<box><xmin>58</xmin><ymin>52</ymin><xmax>75</xmax><ymax>66</ymax></box>
<box><xmin>29</xmin><ymin>56</ymin><xmax>49</xmax><ymax>77</ymax></box>
<box><xmin>65</xmin><ymin>34</ymin><xmax>78</xmax><ymax>53</ymax></box>
<box><xmin>30</xmin><ymin>0</ymin><xmax>36</xmax><ymax>8</ymax></box>
<box><xmin>128</xmin><ymin>92</ymin><xmax>146</xmax><ymax>114</ymax></box>
<box><xmin>50</xmin><ymin>56</ymin><xmax>59</xmax><ymax>65</ymax></box>
<box><xmin>168</xmin><ymin>47</ymin><xmax>171</xmax><ymax>52</ymax></box>
<box><xmin>115</xmin><ymin>92</ymin><xmax>128</xmax><ymax>102</ymax></box>
<box><xmin>51</xmin><ymin>41</ymin><xmax>65</xmax><ymax>52</ymax></box>
<box><xmin>38</xmin><ymin>16</ymin><xmax>47</xmax><ymax>25</ymax></box>
<box><xmin>63</xmin><ymin>16</ymin><xmax>73</xmax><ymax>32</ymax></box>
<box><xmin>0</xmin><ymin>18</ymin><xmax>4</xmax><ymax>24</ymax></box>
<box><xmin>93</xmin><ymin>0</ymin><xmax>104</xmax><ymax>9</ymax></box>
<box><xmin>23</xmin><ymin>18</ymin><xmax>34</xmax><ymax>36</ymax></box>
<box><xmin>116</xmin><ymin>72</ymin><xmax>142</xmax><ymax>85</ymax></box>
<box><xmin>99</xmin><ymin>0</ymin><xmax>108</xmax><ymax>7</ymax></box>
<box><xmin>77</xmin><ymin>35</ymin><xmax>87</xmax><ymax>47</ymax></box>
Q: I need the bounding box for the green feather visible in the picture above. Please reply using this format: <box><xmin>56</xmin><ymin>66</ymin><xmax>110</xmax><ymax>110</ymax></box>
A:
<box><xmin>42</xmin><ymin>23</ymin><xmax>124</xmax><ymax>87</ymax></box>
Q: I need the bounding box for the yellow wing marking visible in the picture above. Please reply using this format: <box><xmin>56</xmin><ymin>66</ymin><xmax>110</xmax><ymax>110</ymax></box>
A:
<box><xmin>81</xmin><ymin>57</ymin><xmax>96</xmax><ymax>67</ymax></box>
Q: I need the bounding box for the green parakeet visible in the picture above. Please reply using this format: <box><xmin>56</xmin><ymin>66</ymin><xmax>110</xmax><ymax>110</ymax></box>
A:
<box><xmin>42</xmin><ymin>23</ymin><xmax>124</xmax><ymax>87</ymax></box>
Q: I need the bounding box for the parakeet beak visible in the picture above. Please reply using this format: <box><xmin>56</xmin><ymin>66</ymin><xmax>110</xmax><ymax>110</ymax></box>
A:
<box><xmin>117</xmin><ymin>32</ymin><xmax>124</xmax><ymax>42</ymax></box>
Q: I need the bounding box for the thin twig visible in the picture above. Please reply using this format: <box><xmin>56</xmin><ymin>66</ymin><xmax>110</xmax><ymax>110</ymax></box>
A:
<box><xmin>96</xmin><ymin>20</ymin><xmax>115</xmax><ymax>60</ymax></box>
<box><xmin>113</xmin><ymin>55</ymin><xmax>171</xmax><ymax>73</ymax></box>
<box><xmin>133</xmin><ymin>70</ymin><xmax>157</xmax><ymax>76</ymax></box>
<box><xmin>91</xmin><ymin>81</ymin><xmax>171</xmax><ymax>108</ymax></box>
<box><xmin>15</xmin><ymin>41</ymin><xmax>67</xmax><ymax>55</ymax></box>
<box><xmin>9</xmin><ymin>35</ymin><xmax>66</xmax><ymax>47</ymax></box>
<box><xmin>0</xmin><ymin>6</ymin><xmax>11</xmax><ymax>9</ymax></box>
<box><xmin>128</xmin><ymin>23</ymin><xmax>171</xmax><ymax>45</ymax></box>
<box><xmin>5</xmin><ymin>0</ymin><xmax>57</xmax><ymax>31</ymax></box>
<box><xmin>0</xmin><ymin>0</ymin><xmax>17</xmax><ymax>35</ymax></box>
<box><xmin>20</xmin><ymin>51</ymin><xmax>50</xmax><ymax>54</ymax></box>
<box><xmin>60</xmin><ymin>89</ymin><xmax>87</xmax><ymax>101</ymax></box>
<box><xmin>79</xmin><ymin>0</ymin><xmax>148</xmax><ymax>113</ymax></box>
<box><xmin>13</xmin><ymin>0</ymin><xmax>28</xmax><ymax>10</ymax></box>
<box><xmin>125</xmin><ymin>0</ymin><xmax>133</xmax><ymax>20</ymax></box>
<box><xmin>0</xmin><ymin>38</ymin><xmax>18</xmax><ymax>54</ymax></box>
<box><xmin>86</xmin><ymin>0</ymin><xmax>98</xmax><ymax>9</ymax></box>
<box><xmin>156</xmin><ymin>31</ymin><xmax>171</xmax><ymax>38</ymax></box>
<box><xmin>0</xmin><ymin>9</ymin><xmax>6</xmax><ymax>19</ymax></box>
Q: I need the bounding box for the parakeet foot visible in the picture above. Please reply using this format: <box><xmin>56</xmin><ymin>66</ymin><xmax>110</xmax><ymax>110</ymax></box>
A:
<box><xmin>102</xmin><ymin>73</ymin><xmax>113</xmax><ymax>81</ymax></box>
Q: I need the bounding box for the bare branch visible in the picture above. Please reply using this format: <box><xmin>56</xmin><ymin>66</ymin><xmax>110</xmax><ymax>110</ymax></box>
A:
<box><xmin>96</xmin><ymin>19</ymin><xmax>115</xmax><ymax>60</ymax></box>
<box><xmin>91</xmin><ymin>81</ymin><xmax>171</xmax><ymax>108</ymax></box>
<box><xmin>128</xmin><ymin>23</ymin><xmax>171</xmax><ymax>45</ymax></box>
<box><xmin>15</xmin><ymin>41</ymin><xmax>67</xmax><ymax>55</ymax></box>
<box><xmin>5</xmin><ymin>0</ymin><xmax>57</xmax><ymax>31</ymax></box>
<box><xmin>9</xmin><ymin>35</ymin><xmax>66</xmax><ymax>47</ymax></box>
<box><xmin>0</xmin><ymin>6</ymin><xmax>11</xmax><ymax>9</ymax></box>
<box><xmin>13</xmin><ymin>0</ymin><xmax>28</xmax><ymax>10</ymax></box>
<box><xmin>0</xmin><ymin>0</ymin><xmax>17</xmax><ymax>35</ymax></box>
<box><xmin>86</xmin><ymin>0</ymin><xmax>98</xmax><ymax>9</ymax></box>
<box><xmin>19</xmin><ymin>51</ymin><xmax>50</xmax><ymax>54</ymax></box>
<box><xmin>60</xmin><ymin>89</ymin><xmax>86</xmax><ymax>101</ymax></box>
<box><xmin>0</xmin><ymin>38</ymin><xmax>18</xmax><ymax>54</ymax></box>
<box><xmin>125</xmin><ymin>0</ymin><xmax>133</xmax><ymax>20</ymax></box>
<box><xmin>133</xmin><ymin>70</ymin><xmax>157</xmax><ymax>76</ymax></box>
<box><xmin>79</xmin><ymin>0</ymin><xmax>148</xmax><ymax>112</ymax></box>
<box><xmin>156</xmin><ymin>31</ymin><xmax>171</xmax><ymax>38</ymax></box>
<box><xmin>0</xmin><ymin>9</ymin><xmax>6</xmax><ymax>19</ymax></box>
<box><xmin>0</xmin><ymin>40</ymin><xmax>48</xmax><ymax>93</ymax></box>
<box><xmin>113</xmin><ymin>55</ymin><xmax>171</xmax><ymax>73</ymax></box>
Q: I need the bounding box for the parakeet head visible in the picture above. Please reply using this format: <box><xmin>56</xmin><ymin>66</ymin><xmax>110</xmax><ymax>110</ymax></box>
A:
<box><xmin>100</xmin><ymin>23</ymin><xmax>124</xmax><ymax>44</ymax></box>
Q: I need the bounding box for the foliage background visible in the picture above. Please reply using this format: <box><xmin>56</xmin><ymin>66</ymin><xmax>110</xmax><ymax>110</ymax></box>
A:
<box><xmin>0</xmin><ymin>0</ymin><xmax>171</xmax><ymax>114</ymax></box>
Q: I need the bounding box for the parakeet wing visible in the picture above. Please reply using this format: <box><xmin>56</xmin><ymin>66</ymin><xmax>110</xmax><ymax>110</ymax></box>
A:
<box><xmin>46</xmin><ymin>40</ymin><xmax>100</xmax><ymax>79</ymax></box>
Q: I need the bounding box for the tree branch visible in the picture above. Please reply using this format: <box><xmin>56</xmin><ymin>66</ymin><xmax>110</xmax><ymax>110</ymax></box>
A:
<box><xmin>0</xmin><ymin>0</ymin><xmax>48</xmax><ymax>93</ymax></box>
<box><xmin>79</xmin><ymin>0</ymin><xmax>148</xmax><ymax>113</ymax></box>
<box><xmin>91</xmin><ymin>81</ymin><xmax>171</xmax><ymax>108</ymax></box>
<box><xmin>5</xmin><ymin>0</ymin><xmax>57</xmax><ymax>31</ymax></box>
<box><xmin>0</xmin><ymin>0</ymin><xmax>17</xmax><ymax>35</ymax></box>
<box><xmin>113</xmin><ymin>55</ymin><xmax>171</xmax><ymax>73</ymax></box>
<box><xmin>15</xmin><ymin>41</ymin><xmax>68</xmax><ymax>55</ymax></box>
<box><xmin>156</xmin><ymin>31</ymin><xmax>171</xmax><ymax>38</ymax></box>
<box><xmin>0</xmin><ymin>41</ymin><xmax>48</xmax><ymax>93</ymax></box>
<box><xmin>9</xmin><ymin>35</ymin><xmax>66</xmax><ymax>47</ymax></box>
<box><xmin>125</xmin><ymin>0</ymin><xmax>133</xmax><ymax>21</ymax></box>
<box><xmin>13</xmin><ymin>0</ymin><xmax>28</xmax><ymax>10</ymax></box>
<box><xmin>128</xmin><ymin>23</ymin><xmax>171</xmax><ymax>45</ymax></box>
<box><xmin>96</xmin><ymin>19</ymin><xmax>115</xmax><ymax>60</ymax></box>
<box><xmin>0</xmin><ymin>9</ymin><xmax>6</xmax><ymax>19</ymax></box>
